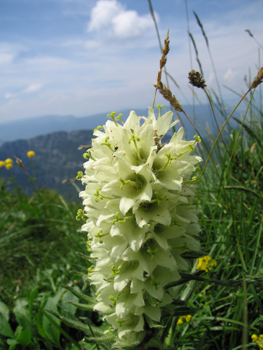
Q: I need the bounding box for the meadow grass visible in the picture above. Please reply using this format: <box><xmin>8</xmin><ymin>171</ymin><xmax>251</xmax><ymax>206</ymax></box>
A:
<box><xmin>0</xmin><ymin>3</ymin><xmax>263</xmax><ymax>350</ymax></box>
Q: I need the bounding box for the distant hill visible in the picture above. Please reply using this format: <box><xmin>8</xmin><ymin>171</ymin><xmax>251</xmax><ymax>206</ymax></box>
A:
<box><xmin>0</xmin><ymin>105</ymin><xmax>238</xmax><ymax>201</ymax></box>
<box><xmin>0</xmin><ymin>104</ymin><xmax>236</xmax><ymax>144</ymax></box>
<box><xmin>0</xmin><ymin>129</ymin><xmax>94</xmax><ymax>201</ymax></box>
<box><xmin>0</xmin><ymin>109</ymin><xmax>147</xmax><ymax>143</ymax></box>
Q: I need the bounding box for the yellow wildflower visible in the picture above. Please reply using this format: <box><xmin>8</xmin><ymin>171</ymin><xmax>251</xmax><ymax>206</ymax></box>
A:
<box><xmin>27</xmin><ymin>150</ymin><xmax>35</xmax><ymax>158</ymax></box>
<box><xmin>5</xmin><ymin>158</ymin><xmax>13</xmax><ymax>164</ymax></box>
<box><xmin>177</xmin><ymin>315</ymin><xmax>192</xmax><ymax>325</ymax></box>
<box><xmin>197</xmin><ymin>256</ymin><xmax>217</xmax><ymax>272</ymax></box>
<box><xmin>252</xmin><ymin>334</ymin><xmax>263</xmax><ymax>349</ymax></box>
<box><xmin>5</xmin><ymin>162</ymin><xmax>13</xmax><ymax>170</ymax></box>
<box><xmin>0</xmin><ymin>160</ymin><xmax>5</xmax><ymax>167</ymax></box>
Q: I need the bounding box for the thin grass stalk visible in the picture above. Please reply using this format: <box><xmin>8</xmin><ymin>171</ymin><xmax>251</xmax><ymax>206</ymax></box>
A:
<box><xmin>193</xmin><ymin>11</ymin><xmax>226</xmax><ymax>115</ymax></box>
<box><xmin>188</xmin><ymin>31</ymin><xmax>204</xmax><ymax>76</ymax></box>
<box><xmin>181</xmin><ymin>108</ymin><xmax>224</xmax><ymax>188</ymax></box>
<box><xmin>245</xmin><ymin>29</ymin><xmax>263</xmax><ymax>50</ymax></box>
<box><xmin>258</xmin><ymin>49</ymin><xmax>263</xmax><ymax>128</ymax></box>
<box><xmin>147</xmin><ymin>0</ymin><xmax>169</xmax><ymax>89</ymax></box>
<box><xmin>200</xmin><ymin>88</ymin><xmax>254</xmax><ymax>178</ymax></box>
<box><xmin>185</xmin><ymin>0</ymin><xmax>196</xmax><ymax>115</ymax></box>
<box><xmin>203</xmin><ymin>87</ymin><xmax>229</xmax><ymax>154</ymax></box>
<box><xmin>241</xmin><ymin>274</ymin><xmax>248</xmax><ymax>350</ymax></box>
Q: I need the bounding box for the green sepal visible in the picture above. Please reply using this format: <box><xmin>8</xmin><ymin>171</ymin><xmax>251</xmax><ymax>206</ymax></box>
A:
<box><xmin>145</xmin><ymin>315</ymin><xmax>165</xmax><ymax>329</ymax></box>
<box><xmin>44</xmin><ymin>309</ymin><xmax>93</xmax><ymax>336</ymax></box>
<box><xmin>60</xmin><ymin>285</ymin><xmax>96</xmax><ymax>304</ymax></box>
<box><xmin>83</xmin><ymin>333</ymin><xmax>116</xmax><ymax>344</ymax></box>
<box><xmin>44</xmin><ymin>309</ymin><xmax>104</xmax><ymax>337</ymax></box>
<box><xmin>65</xmin><ymin>301</ymin><xmax>95</xmax><ymax>311</ymax></box>
<box><xmin>76</xmin><ymin>251</ymin><xmax>91</xmax><ymax>261</ymax></box>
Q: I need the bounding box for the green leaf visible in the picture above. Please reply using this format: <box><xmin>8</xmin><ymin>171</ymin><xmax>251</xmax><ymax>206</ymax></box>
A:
<box><xmin>6</xmin><ymin>338</ymin><xmax>18</xmax><ymax>350</ymax></box>
<box><xmin>44</xmin><ymin>309</ymin><xmax>102</xmax><ymax>336</ymax></box>
<box><xmin>61</xmin><ymin>286</ymin><xmax>80</xmax><ymax>316</ymax></box>
<box><xmin>0</xmin><ymin>301</ymin><xmax>10</xmax><ymax>321</ymax></box>
<box><xmin>42</xmin><ymin>288</ymin><xmax>64</xmax><ymax>346</ymax></box>
<box><xmin>36</xmin><ymin>299</ymin><xmax>48</xmax><ymax>340</ymax></box>
<box><xmin>42</xmin><ymin>310</ymin><xmax>81</xmax><ymax>349</ymax></box>
<box><xmin>13</xmin><ymin>300</ymin><xmax>32</xmax><ymax>334</ymax></box>
<box><xmin>0</xmin><ymin>335</ymin><xmax>8</xmax><ymax>350</ymax></box>
<box><xmin>171</xmin><ymin>306</ymin><xmax>200</xmax><ymax>316</ymax></box>
<box><xmin>29</xmin><ymin>287</ymin><xmax>38</xmax><ymax>314</ymax></box>
<box><xmin>15</xmin><ymin>330</ymin><xmax>32</xmax><ymax>346</ymax></box>
<box><xmin>223</xmin><ymin>185</ymin><xmax>261</xmax><ymax>198</ymax></box>
<box><xmin>144</xmin><ymin>337</ymin><xmax>164</xmax><ymax>350</ymax></box>
<box><xmin>181</xmin><ymin>249</ymin><xmax>208</xmax><ymax>259</ymax></box>
<box><xmin>0</xmin><ymin>314</ymin><xmax>14</xmax><ymax>338</ymax></box>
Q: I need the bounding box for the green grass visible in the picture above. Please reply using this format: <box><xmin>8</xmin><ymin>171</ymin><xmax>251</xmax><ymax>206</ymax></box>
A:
<box><xmin>1</xmin><ymin>3</ymin><xmax>263</xmax><ymax>349</ymax></box>
<box><xmin>1</xmin><ymin>95</ymin><xmax>262</xmax><ymax>350</ymax></box>
<box><xmin>0</xmin><ymin>182</ymin><xmax>95</xmax><ymax>350</ymax></box>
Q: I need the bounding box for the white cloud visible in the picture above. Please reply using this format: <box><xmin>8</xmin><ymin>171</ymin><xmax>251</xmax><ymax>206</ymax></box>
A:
<box><xmin>61</xmin><ymin>39</ymin><xmax>84</xmax><ymax>47</ymax></box>
<box><xmin>112</xmin><ymin>11</ymin><xmax>153</xmax><ymax>39</ymax></box>
<box><xmin>88</xmin><ymin>0</ymin><xmax>123</xmax><ymax>32</ymax></box>
<box><xmin>223</xmin><ymin>68</ymin><xmax>237</xmax><ymax>83</ymax></box>
<box><xmin>87</xmin><ymin>0</ymin><xmax>156</xmax><ymax>39</ymax></box>
<box><xmin>84</xmin><ymin>40</ymin><xmax>100</xmax><ymax>49</ymax></box>
<box><xmin>0</xmin><ymin>53</ymin><xmax>14</xmax><ymax>65</ymax></box>
<box><xmin>4</xmin><ymin>93</ymin><xmax>14</xmax><ymax>99</ymax></box>
<box><xmin>23</xmin><ymin>83</ymin><xmax>43</xmax><ymax>93</ymax></box>
<box><xmin>4</xmin><ymin>84</ymin><xmax>43</xmax><ymax>101</ymax></box>
<box><xmin>206</xmin><ymin>72</ymin><xmax>214</xmax><ymax>85</ymax></box>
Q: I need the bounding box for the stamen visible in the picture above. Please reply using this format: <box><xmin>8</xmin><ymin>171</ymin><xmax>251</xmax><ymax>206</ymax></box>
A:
<box><xmin>129</xmin><ymin>134</ymin><xmax>141</xmax><ymax>159</ymax></box>
<box><xmin>101</xmin><ymin>136</ymin><xmax>114</xmax><ymax>152</ymax></box>
<box><xmin>156</xmin><ymin>104</ymin><xmax>166</xmax><ymax>118</ymax></box>
<box><xmin>83</xmin><ymin>150</ymin><xmax>95</xmax><ymax>160</ymax></box>
<box><xmin>107</xmin><ymin>111</ymin><xmax>119</xmax><ymax>126</ymax></box>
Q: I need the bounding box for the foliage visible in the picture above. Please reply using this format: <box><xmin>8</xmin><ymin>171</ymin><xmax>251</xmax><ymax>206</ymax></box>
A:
<box><xmin>1</xmin><ymin>1</ymin><xmax>263</xmax><ymax>349</ymax></box>
<box><xmin>0</xmin><ymin>185</ymin><xmax>95</xmax><ymax>349</ymax></box>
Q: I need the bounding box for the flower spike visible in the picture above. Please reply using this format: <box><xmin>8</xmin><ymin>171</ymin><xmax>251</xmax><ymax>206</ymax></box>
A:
<box><xmin>79</xmin><ymin>107</ymin><xmax>202</xmax><ymax>348</ymax></box>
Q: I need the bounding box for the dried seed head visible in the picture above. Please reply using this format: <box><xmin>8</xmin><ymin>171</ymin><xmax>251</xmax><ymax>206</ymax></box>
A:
<box><xmin>158</xmin><ymin>30</ymin><xmax>170</xmax><ymax>76</ymax></box>
<box><xmin>251</xmin><ymin>66</ymin><xmax>263</xmax><ymax>89</ymax></box>
<box><xmin>162</xmin><ymin>30</ymin><xmax>170</xmax><ymax>55</ymax></box>
<box><xmin>14</xmin><ymin>156</ymin><xmax>24</xmax><ymax>169</ymax></box>
<box><xmin>188</xmin><ymin>69</ymin><xmax>207</xmax><ymax>89</ymax></box>
<box><xmin>154</xmin><ymin>81</ymin><xmax>183</xmax><ymax>111</ymax></box>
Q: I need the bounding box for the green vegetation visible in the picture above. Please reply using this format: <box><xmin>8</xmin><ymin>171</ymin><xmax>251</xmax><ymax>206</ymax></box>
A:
<box><xmin>1</xmin><ymin>3</ymin><xmax>263</xmax><ymax>349</ymax></box>
<box><xmin>1</xmin><ymin>84</ymin><xmax>262</xmax><ymax>349</ymax></box>
<box><xmin>0</xmin><ymin>181</ymin><xmax>91</xmax><ymax>349</ymax></box>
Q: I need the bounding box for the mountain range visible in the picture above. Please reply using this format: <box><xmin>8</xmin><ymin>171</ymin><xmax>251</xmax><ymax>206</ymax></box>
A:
<box><xmin>0</xmin><ymin>104</ymin><xmax>234</xmax><ymax>145</ymax></box>
<box><xmin>0</xmin><ymin>104</ymin><xmax>237</xmax><ymax>201</ymax></box>
<box><xmin>0</xmin><ymin>129</ymin><xmax>93</xmax><ymax>201</ymax></box>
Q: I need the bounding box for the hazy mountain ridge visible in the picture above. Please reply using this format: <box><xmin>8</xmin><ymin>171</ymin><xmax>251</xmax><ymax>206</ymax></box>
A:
<box><xmin>0</xmin><ymin>129</ymin><xmax>93</xmax><ymax>201</ymax></box>
<box><xmin>0</xmin><ymin>104</ymin><xmax>232</xmax><ymax>143</ymax></box>
<box><xmin>0</xmin><ymin>109</ymin><xmax>148</xmax><ymax>143</ymax></box>
<box><xmin>0</xmin><ymin>105</ymin><xmax>237</xmax><ymax>201</ymax></box>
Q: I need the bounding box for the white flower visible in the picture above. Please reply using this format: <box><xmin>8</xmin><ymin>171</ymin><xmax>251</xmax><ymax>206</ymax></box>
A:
<box><xmin>80</xmin><ymin>107</ymin><xmax>202</xmax><ymax>348</ymax></box>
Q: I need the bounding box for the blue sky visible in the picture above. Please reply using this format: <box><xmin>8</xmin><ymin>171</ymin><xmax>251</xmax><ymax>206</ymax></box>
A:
<box><xmin>0</xmin><ymin>0</ymin><xmax>262</xmax><ymax>122</ymax></box>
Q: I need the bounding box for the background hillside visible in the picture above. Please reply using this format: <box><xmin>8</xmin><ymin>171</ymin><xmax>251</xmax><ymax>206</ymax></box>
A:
<box><xmin>0</xmin><ymin>129</ymin><xmax>93</xmax><ymax>201</ymax></box>
<box><xmin>0</xmin><ymin>105</ymin><xmax>236</xmax><ymax>201</ymax></box>
<box><xmin>0</xmin><ymin>104</ymin><xmax>229</xmax><ymax>145</ymax></box>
